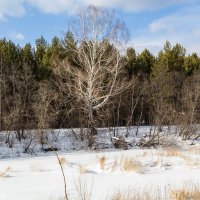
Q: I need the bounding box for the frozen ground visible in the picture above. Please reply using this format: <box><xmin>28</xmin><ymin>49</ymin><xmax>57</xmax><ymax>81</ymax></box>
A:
<box><xmin>1</xmin><ymin>127</ymin><xmax>200</xmax><ymax>200</ymax></box>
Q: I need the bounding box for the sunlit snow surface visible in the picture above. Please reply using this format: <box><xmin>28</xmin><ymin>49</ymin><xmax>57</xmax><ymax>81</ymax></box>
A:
<box><xmin>0</xmin><ymin>127</ymin><xmax>200</xmax><ymax>200</ymax></box>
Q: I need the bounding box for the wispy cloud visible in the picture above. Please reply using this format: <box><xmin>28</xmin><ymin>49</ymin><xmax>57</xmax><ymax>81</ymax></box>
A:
<box><xmin>131</xmin><ymin>4</ymin><xmax>200</xmax><ymax>54</ymax></box>
<box><xmin>84</xmin><ymin>0</ymin><xmax>193</xmax><ymax>12</ymax></box>
<box><xmin>27</xmin><ymin>0</ymin><xmax>78</xmax><ymax>14</ymax></box>
<box><xmin>1</xmin><ymin>0</ymin><xmax>200</xmax><ymax>54</ymax></box>
<box><xmin>0</xmin><ymin>0</ymin><xmax>197</xmax><ymax>20</ymax></box>
<box><xmin>9</xmin><ymin>31</ymin><xmax>25</xmax><ymax>41</ymax></box>
<box><xmin>0</xmin><ymin>0</ymin><xmax>26</xmax><ymax>20</ymax></box>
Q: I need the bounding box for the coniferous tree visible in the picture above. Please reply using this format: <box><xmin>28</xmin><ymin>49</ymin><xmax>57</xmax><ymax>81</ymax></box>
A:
<box><xmin>184</xmin><ymin>53</ymin><xmax>200</xmax><ymax>75</ymax></box>
<box><xmin>126</xmin><ymin>47</ymin><xmax>137</xmax><ymax>77</ymax></box>
<box><xmin>137</xmin><ymin>49</ymin><xmax>155</xmax><ymax>77</ymax></box>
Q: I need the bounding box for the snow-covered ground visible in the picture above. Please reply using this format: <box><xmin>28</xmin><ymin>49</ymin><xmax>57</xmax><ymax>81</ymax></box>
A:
<box><xmin>1</xmin><ymin>127</ymin><xmax>200</xmax><ymax>200</ymax></box>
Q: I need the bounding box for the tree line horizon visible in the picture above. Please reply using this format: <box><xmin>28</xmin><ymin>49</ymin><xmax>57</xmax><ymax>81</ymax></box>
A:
<box><xmin>0</xmin><ymin>6</ymin><xmax>200</xmax><ymax>144</ymax></box>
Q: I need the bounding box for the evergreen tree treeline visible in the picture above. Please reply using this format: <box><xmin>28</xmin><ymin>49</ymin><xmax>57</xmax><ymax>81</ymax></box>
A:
<box><xmin>1</xmin><ymin>34</ymin><xmax>200</xmax><ymax>132</ymax></box>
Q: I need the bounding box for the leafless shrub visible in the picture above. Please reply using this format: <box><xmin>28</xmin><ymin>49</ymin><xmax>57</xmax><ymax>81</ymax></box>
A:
<box><xmin>1</xmin><ymin>63</ymin><xmax>37</xmax><ymax>142</ymax></box>
<box><xmin>137</xmin><ymin>128</ymin><xmax>160</xmax><ymax>148</ymax></box>
<box><xmin>23</xmin><ymin>131</ymin><xmax>37</xmax><ymax>153</ymax></box>
<box><xmin>73</xmin><ymin>176</ymin><xmax>93</xmax><ymax>200</ymax></box>
<box><xmin>53</xmin><ymin>6</ymin><xmax>132</xmax><ymax>145</ymax></box>
<box><xmin>176</xmin><ymin>72</ymin><xmax>200</xmax><ymax>140</ymax></box>
<box><xmin>111</xmin><ymin>136</ymin><xmax>128</xmax><ymax>149</ymax></box>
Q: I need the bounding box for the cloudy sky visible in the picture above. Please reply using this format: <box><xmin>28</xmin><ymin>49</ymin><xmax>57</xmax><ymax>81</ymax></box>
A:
<box><xmin>0</xmin><ymin>0</ymin><xmax>200</xmax><ymax>54</ymax></box>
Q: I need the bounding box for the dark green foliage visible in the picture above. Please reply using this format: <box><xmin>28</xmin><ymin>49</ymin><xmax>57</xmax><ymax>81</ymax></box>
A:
<box><xmin>157</xmin><ymin>41</ymin><xmax>186</xmax><ymax>72</ymax></box>
<box><xmin>34</xmin><ymin>36</ymin><xmax>51</xmax><ymax>80</ymax></box>
<box><xmin>184</xmin><ymin>53</ymin><xmax>200</xmax><ymax>75</ymax></box>
<box><xmin>0</xmin><ymin>35</ymin><xmax>200</xmax><ymax>132</ymax></box>
<box><xmin>126</xmin><ymin>47</ymin><xmax>137</xmax><ymax>77</ymax></box>
<box><xmin>62</xmin><ymin>31</ymin><xmax>78</xmax><ymax>66</ymax></box>
<box><xmin>137</xmin><ymin>49</ymin><xmax>155</xmax><ymax>76</ymax></box>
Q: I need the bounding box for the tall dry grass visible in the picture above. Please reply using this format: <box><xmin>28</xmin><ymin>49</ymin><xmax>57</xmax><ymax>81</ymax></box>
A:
<box><xmin>110</xmin><ymin>181</ymin><xmax>200</xmax><ymax>200</ymax></box>
<box><xmin>0</xmin><ymin>166</ymin><xmax>12</xmax><ymax>177</ymax></box>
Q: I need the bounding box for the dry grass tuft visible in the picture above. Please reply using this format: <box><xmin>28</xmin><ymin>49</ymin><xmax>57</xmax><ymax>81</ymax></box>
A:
<box><xmin>188</xmin><ymin>145</ymin><xmax>200</xmax><ymax>154</ymax></box>
<box><xmin>104</xmin><ymin>155</ymin><xmax>143</xmax><ymax>173</ymax></box>
<box><xmin>110</xmin><ymin>189</ymin><xmax>157</xmax><ymax>200</ymax></box>
<box><xmin>119</xmin><ymin>155</ymin><xmax>124</xmax><ymax>167</ymax></box>
<box><xmin>30</xmin><ymin>164</ymin><xmax>44</xmax><ymax>172</ymax></box>
<box><xmin>141</xmin><ymin>151</ymin><xmax>148</xmax><ymax>157</ymax></box>
<box><xmin>171</xmin><ymin>185</ymin><xmax>200</xmax><ymax>200</ymax></box>
<box><xmin>79</xmin><ymin>165</ymin><xmax>86</xmax><ymax>174</ymax></box>
<box><xmin>177</xmin><ymin>154</ymin><xmax>200</xmax><ymax>168</ymax></box>
<box><xmin>99</xmin><ymin>156</ymin><xmax>106</xmax><ymax>170</ymax></box>
<box><xmin>74</xmin><ymin>176</ymin><xmax>93</xmax><ymax>200</ymax></box>
<box><xmin>184</xmin><ymin>157</ymin><xmax>198</xmax><ymax>167</ymax></box>
<box><xmin>0</xmin><ymin>166</ymin><xmax>12</xmax><ymax>177</ymax></box>
<box><xmin>123</xmin><ymin>157</ymin><xmax>141</xmax><ymax>172</ymax></box>
<box><xmin>111</xmin><ymin>159</ymin><xmax>118</xmax><ymax>172</ymax></box>
<box><xmin>59</xmin><ymin>157</ymin><xmax>66</xmax><ymax>165</ymax></box>
<box><xmin>111</xmin><ymin>191</ymin><xmax>132</xmax><ymax>200</ymax></box>
<box><xmin>110</xmin><ymin>182</ymin><xmax>200</xmax><ymax>200</ymax></box>
<box><xmin>158</xmin><ymin>148</ymin><xmax>182</xmax><ymax>157</ymax></box>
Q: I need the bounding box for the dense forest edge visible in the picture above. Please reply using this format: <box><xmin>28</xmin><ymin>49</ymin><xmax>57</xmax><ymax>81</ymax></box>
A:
<box><xmin>0</xmin><ymin>6</ymin><xmax>200</xmax><ymax>149</ymax></box>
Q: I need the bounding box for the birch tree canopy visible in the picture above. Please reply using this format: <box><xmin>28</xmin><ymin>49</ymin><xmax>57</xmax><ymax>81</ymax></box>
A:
<box><xmin>54</xmin><ymin>6</ymin><xmax>131</xmax><ymax>133</ymax></box>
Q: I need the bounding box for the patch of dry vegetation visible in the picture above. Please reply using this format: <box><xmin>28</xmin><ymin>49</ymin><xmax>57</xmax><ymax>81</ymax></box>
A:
<box><xmin>53</xmin><ymin>182</ymin><xmax>200</xmax><ymax>200</ymax></box>
<box><xmin>110</xmin><ymin>188</ymin><xmax>162</xmax><ymax>200</ymax></box>
<box><xmin>97</xmin><ymin>155</ymin><xmax>143</xmax><ymax>173</ymax></box>
<box><xmin>159</xmin><ymin>148</ymin><xmax>182</xmax><ymax>157</ymax></box>
<box><xmin>59</xmin><ymin>157</ymin><xmax>66</xmax><ymax>165</ymax></box>
<box><xmin>79</xmin><ymin>165</ymin><xmax>86</xmax><ymax>174</ymax></box>
<box><xmin>110</xmin><ymin>181</ymin><xmax>200</xmax><ymax>200</ymax></box>
<box><xmin>123</xmin><ymin>157</ymin><xmax>142</xmax><ymax>172</ymax></box>
<box><xmin>111</xmin><ymin>159</ymin><xmax>118</xmax><ymax>172</ymax></box>
<box><xmin>182</xmin><ymin>156</ymin><xmax>200</xmax><ymax>168</ymax></box>
<box><xmin>99</xmin><ymin>156</ymin><xmax>106</xmax><ymax>170</ymax></box>
<box><xmin>171</xmin><ymin>184</ymin><xmax>200</xmax><ymax>200</ymax></box>
<box><xmin>0</xmin><ymin>166</ymin><xmax>12</xmax><ymax>177</ymax></box>
<box><xmin>188</xmin><ymin>145</ymin><xmax>200</xmax><ymax>154</ymax></box>
<box><xmin>109</xmin><ymin>155</ymin><xmax>142</xmax><ymax>173</ymax></box>
<box><xmin>30</xmin><ymin>164</ymin><xmax>44</xmax><ymax>172</ymax></box>
<box><xmin>74</xmin><ymin>176</ymin><xmax>93</xmax><ymax>200</ymax></box>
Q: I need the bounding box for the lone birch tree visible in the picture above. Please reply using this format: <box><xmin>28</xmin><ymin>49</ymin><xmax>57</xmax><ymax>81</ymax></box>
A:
<box><xmin>54</xmin><ymin>6</ymin><xmax>131</xmax><ymax>135</ymax></box>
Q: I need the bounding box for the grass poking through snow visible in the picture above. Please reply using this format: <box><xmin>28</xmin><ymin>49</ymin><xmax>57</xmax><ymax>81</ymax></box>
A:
<box><xmin>0</xmin><ymin>166</ymin><xmax>12</xmax><ymax>177</ymax></box>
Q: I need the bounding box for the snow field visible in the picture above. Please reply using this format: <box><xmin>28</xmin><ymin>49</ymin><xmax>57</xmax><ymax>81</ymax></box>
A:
<box><xmin>1</xmin><ymin>146</ymin><xmax>200</xmax><ymax>200</ymax></box>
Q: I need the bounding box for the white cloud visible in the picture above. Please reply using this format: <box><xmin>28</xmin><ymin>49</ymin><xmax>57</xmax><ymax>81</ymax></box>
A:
<box><xmin>149</xmin><ymin>7</ymin><xmax>200</xmax><ymax>34</ymax></box>
<box><xmin>0</xmin><ymin>0</ymin><xmax>26</xmax><ymax>20</ymax></box>
<box><xmin>84</xmin><ymin>0</ymin><xmax>192</xmax><ymax>12</ymax></box>
<box><xmin>130</xmin><ymin>5</ymin><xmax>200</xmax><ymax>55</ymax></box>
<box><xmin>0</xmin><ymin>0</ymin><xmax>200</xmax><ymax>54</ymax></box>
<box><xmin>0</xmin><ymin>0</ymin><xmax>197</xmax><ymax>20</ymax></box>
<box><xmin>27</xmin><ymin>0</ymin><xmax>198</xmax><ymax>14</ymax></box>
<box><xmin>27</xmin><ymin>0</ymin><xmax>79</xmax><ymax>14</ymax></box>
<box><xmin>9</xmin><ymin>32</ymin><xmax>25</xmax><ymax>41</ymax></box>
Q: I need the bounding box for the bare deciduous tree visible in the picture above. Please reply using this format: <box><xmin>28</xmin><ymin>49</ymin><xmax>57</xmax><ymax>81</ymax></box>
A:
<box><xmin>33</xmin><ymin>82</ymin><xmax>54</xmax><ymax>145</ymax></box>
<box><xmin>177</xmin><ymin>71</ymin><xmax>200</xmax><ymax>140</ymax></box>
<box><xmin>54</xmin><ymin>6</ymin><xmax>131</xmax><ymax>138</ymax></box>
<box><xmin>1</xmin><ymin>63</ymin><xmax>36</xmax><ymax>143</ymax></box>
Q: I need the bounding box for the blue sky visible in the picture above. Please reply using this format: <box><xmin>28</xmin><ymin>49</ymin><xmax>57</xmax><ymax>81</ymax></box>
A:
<box><xmin>0</xmin><ymin>0</ymin><xmax>200</xmax><ymax>54</ymax></box>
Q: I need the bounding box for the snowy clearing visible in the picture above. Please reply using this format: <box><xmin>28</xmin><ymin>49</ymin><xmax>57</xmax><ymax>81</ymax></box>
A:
<box><xmin>1</xmin><ymin>127</ymin><xmax>200</xmax><ymax>200</ymax></box>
